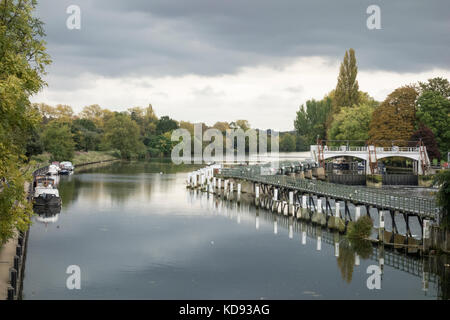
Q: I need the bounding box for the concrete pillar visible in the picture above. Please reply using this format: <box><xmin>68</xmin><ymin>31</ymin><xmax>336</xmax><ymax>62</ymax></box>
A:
<box><xmin>201</xmin><ymin>174</ymin><xmax>205</xmax><ymax>186</ymax></box>
<box><xmin>255</xmin><ymin>185</ymin><xmax>260</xmax><ymax>199</ymax></box>
<box><xmin>218</xmin><ymin>178</ymin><xmax>221</xmax><ymax>190</ymax></box>
<box><xmin>288</xmin><ymin>191</ymin><xmax>294</xmax><ymax>216</ymax></box>
<box><xmin>335</xmin><ymin>202</ymin><xmax>340</xmax><ymax>218</ymax></box>
<box><xmin>273</xmin><ymin>188</ymin><xmax>278</xmax><ymax>201</ymax></box>
<box><xmin>302</xmin><ymin>195</ymin><xmax>307</xmax><ymax>208</ymax></box>
<box><xmin>356</xmin><ymin>206</ymin><xmax>361</xmax><ymax>221</ymax></box>
<box><xmin>423</xmin><ymin>219</ymin><xmax>431</xmax><ymax>254</ymax></box>
<box><xmin>230</xmin><ymin>182</ymin><xmax>234</xmax><ymax>194</ymax></box>
<box><xmin>317</xmin><ymin>199</ymin><xmax>322</xmax><ymax>213</ymax></box>
<box><xmin>335</xmin><ymin>242</ymin><xmax>339</xmax><ymax>257</ymax></box>
<box><xmin>379</xmin><ymin>210</ymin><xmax>385</xmax><ymax>242</ymax></box>
<box><xmin>237</xmin><ymin>183</ymin><xmax>241</xmax><ymax>195</ymax></box>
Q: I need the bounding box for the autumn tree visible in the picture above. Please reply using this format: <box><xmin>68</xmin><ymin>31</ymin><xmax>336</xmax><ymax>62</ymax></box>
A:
<box><xmin>213</xmin><ymin>121</ymin><xmax>230</xmax><ymax>133</ymax></box>
<box><xmin>0</xmin><ymin>0</ymin><xmax>51</xmax><ymax>242</ymax></box>
<box><xmin>80</xmin><ymin>104</ymin><xmax>104</xmax><ymax>127</ymax></box>
<box><xmin>369</xmin><ymin>86</ymin><xmax>418</xmax><ymax>146</ymax></box>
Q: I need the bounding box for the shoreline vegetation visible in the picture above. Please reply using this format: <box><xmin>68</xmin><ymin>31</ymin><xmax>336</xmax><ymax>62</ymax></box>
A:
<box><xmin>30</xmin><ymin>150</ymin><xmax>121</xmax><ymax>168</ymax></box>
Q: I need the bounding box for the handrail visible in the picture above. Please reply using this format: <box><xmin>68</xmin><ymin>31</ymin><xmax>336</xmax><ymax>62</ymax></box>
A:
<box><xmin>219</xmin><ymin>168</ymin><xmax>439</xmax><ymax>218</ymax></box>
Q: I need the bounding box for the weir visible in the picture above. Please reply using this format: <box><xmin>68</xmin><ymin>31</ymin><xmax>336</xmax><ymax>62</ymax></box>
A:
<box><xmin>187</xmin><ymin>164</ymin><xmax>441</xmax><ymax>252</ymax></box>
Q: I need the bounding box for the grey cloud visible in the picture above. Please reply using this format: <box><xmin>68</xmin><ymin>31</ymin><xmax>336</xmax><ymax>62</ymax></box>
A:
<box><xmin>36</xmin><ymin>0</ymin><xmax>450</xmax><ymax>80</ymax></box>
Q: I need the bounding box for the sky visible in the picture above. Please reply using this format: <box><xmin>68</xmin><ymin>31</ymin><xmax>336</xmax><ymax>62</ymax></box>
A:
<box><xmin>31</xmin><ymin>0</ymin><xmax>450</xmax><ymax>131</ymax></box>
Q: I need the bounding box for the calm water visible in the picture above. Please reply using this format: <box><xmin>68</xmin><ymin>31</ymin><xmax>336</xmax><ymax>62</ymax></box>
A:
<box><xmin>23</xmin><ymin>161</ymin><xmax>446</xmax><ymax>299</ymax></box>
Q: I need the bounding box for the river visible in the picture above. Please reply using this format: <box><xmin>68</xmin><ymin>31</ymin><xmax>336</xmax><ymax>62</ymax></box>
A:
<box><xmin>22</xmin><ymin>161</ymin><xmax>448</xmax><ymax>299</ymax></box>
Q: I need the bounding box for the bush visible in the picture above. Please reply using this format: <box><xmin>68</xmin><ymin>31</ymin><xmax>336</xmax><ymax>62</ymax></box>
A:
<box><xmin>347</xmin><ymin>215</ymin><xmax>373</xmax><ymax>239</ymax></box>
<box><xmin>366</xmin><ymin>175</ymin><xmax>382</xmax><ymax>183</ymax></box>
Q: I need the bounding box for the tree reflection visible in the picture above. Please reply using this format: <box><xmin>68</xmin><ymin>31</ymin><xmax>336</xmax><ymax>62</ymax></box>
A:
<box><xmin>337</xmin><ymin>238</ymin><xmax>373</xmax><ymax>283</ymax></box>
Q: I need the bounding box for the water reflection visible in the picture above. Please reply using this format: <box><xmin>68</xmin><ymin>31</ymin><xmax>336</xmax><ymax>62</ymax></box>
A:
<box><xmin>33</xmin><ymin>205</ymin><xmax>61</xmax><ymax>226</ymax></box>
<box><xmin>23</xmin><ymin>161</ymin><xmax>449</xmax><ymax>299</ymax></box>
<box><xmin>202</xmin><ymin>187</ymin><xmax>448</xmax><ymax>298</ymax></box>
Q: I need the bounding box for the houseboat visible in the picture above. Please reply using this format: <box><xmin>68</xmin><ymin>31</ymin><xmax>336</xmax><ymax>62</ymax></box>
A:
<box><xmin>33</xmin><ymin>177</ymin><xmax>62</xmax><ymax>207</ymax></box>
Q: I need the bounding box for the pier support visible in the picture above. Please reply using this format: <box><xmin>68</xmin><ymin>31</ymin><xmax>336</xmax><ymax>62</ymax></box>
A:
<box><xmin>378</xmin><ymin>210</ymin><xmax>385</xmax><ymax>243</ymax></box>
<box><xmin>328</xmin><ymin>201</ymin><xmax>345</xmax><ymax>232</ymax></box>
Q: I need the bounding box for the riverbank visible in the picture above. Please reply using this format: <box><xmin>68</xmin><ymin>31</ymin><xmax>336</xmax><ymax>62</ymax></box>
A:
<box><xmin>1</xmin><ymin>155</ymin><xmax>122</xmax><ymax>300</ymax></box>
<box><xmin>30</xmin><ymin>150</ymin><xmax>120</xmax><ymax>167</ymax></box>
<box><xmin>0</xmin><ymin>181</ymin><xmax>31</xmax><ymax>300</ymax></box>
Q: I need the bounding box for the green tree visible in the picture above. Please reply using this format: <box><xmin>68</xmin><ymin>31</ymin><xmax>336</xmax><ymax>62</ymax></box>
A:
<box><xmin>42</xmin><ymin>122</ymin><xmax>75</xmax><ymax>161</ymax></box>
<box><xmin>0</xmin><ymin>0</ymin><xmax>51</xmax><ymax>242</ymax></box>
<box><xmin>369</xmin><ymin>86</ymin><xmax>418</xmax><ymax>146</ymax></box>
<box><xmin>71</xmin><ymin>118</ymin><xmax>100</xmax><ymax>151</ymax></box>
<box><xmin>103</xmin><ymin>113</ymin><xmax>145</xmax><ymax>159</ymax></box>
<box><xmin>279</xmin><ymin>133</ymin><xmax>296</xmax><ymax>152</ymax></box>
<box><xmin>156</xmin><ymin>116</ymin><xmax>178</xmax><ymax>135</ymax></box>
<box><xmin>418</xmin><ymin>77</ymin><xmax>450</xmax><ymax>99</ymax></box>
<box><xmin>294</xmin><ymin>97</ymin><xmax>332</xmax><ymax>145</ymax></box>
<box><xmin>416</xmin><ymin>91</ymin><xmax>450</xmax><ymax>158</ymax></box>
<box><xmin>433</xmin><ymin>170</ymin><xmax>450</xmax><ymax>229</ymax></box>
<box><xmin>334</xmin><ymin>48</ymin><xmax>360</xmax><ymax>113</ymax></box>
<box><xmin>327</xmin><ymin>104</ymin><xmax>375</xmax><ymax>144</ymax></box>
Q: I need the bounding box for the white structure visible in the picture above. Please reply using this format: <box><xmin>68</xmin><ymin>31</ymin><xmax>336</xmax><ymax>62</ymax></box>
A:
<box><xmin>310</xmin><ymin>144</ymin><xmax>430</xmax><ymax>175</ymax></box>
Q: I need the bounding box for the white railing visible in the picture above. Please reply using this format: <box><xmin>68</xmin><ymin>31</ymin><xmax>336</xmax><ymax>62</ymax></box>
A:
<box><xmin>322</xmin><ymin>146</ymin><xmax>419</xmax><ymax>153</ymax></box>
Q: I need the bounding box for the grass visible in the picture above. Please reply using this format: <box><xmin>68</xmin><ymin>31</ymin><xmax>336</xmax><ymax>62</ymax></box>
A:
<box><xmin>71</xmin><ymin>150</ymin><xmax>119</xmax><ymax>166</ymax></box>
<box><xmin>29</xmin><ymin>150</ymin><xmax>120</xmax><ymax>168</ymax></box>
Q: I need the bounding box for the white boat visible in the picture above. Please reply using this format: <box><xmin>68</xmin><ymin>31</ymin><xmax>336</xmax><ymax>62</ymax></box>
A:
<box><xmin>59</xmin><ymin>161</ymin><xmax>75</xmax><ymax>175</ymax></box>
<box><xmin>33</xmin><ymin>178</ymin><xmax>61</xmax><ymax>207</ymax></box>
<box><xmin>47</xmin><ymin>164</ymin><xmax>60</xmax><ymax>176</ymax></box>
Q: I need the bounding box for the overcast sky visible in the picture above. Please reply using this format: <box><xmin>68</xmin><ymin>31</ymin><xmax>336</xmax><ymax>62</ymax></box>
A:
<box><xmin>31</xmin><ymin>0</ymin><xmax>450</xmax><ymax>131</ymax></box>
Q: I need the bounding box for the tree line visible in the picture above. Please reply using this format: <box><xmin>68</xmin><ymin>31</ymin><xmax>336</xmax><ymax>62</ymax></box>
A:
<box><xmin>27</xmin><ymin>103</ymin><xmax>270</xmax><ymax>161</ymax></box>
<box><xmin>294</xmin><ymin>48</ymin><xmax>450</xmax><ymax>161</ymax></box>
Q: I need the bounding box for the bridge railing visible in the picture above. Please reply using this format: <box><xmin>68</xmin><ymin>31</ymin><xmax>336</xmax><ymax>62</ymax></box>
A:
<box><xmin>219</xmin><ymin>168</ymin><xmax>439</xmax><ymax>218</ymax></box>
<box><xmin>322</xmin><ymin>146</ymin><xmax>420</xmax><ymax>153</ymax></box>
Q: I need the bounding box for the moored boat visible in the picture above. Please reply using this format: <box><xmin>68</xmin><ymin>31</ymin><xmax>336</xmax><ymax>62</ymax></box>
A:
<box><xmin>33</xmin><ymin>177</ymin><xmax>62</xmax><ymax>207</ymax></box>
<box><xmin>59</xmin><ymin>161</ymin><xmax>74</xmax><ymax>175</ymax></box>
<box><xmin>47</xmin><ymin>164</ymin><xmax>60</xmax><ymax>176</ymax></box>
